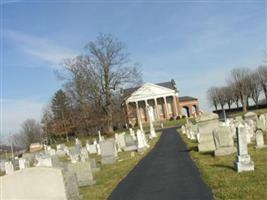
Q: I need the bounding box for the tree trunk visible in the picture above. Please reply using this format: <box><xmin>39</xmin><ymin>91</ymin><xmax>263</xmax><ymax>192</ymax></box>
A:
<box><xmin>263</xmin><ymin>85</ymin><xmax>267</xmax><ymax>104</ymax></box>
<box><xmin>228</xmin><ymin>102</ymin><xmax>231</xmax><ymax>110</ymax></box>
<box><xmin>236</xmin><ymin>100</ymin><xmax>239</xmax><ymax>108</ymax></box>
<box><xmin>242</xmin><ymin>95</ymin><xmax>247</xmax><ymax>112</ymax></box>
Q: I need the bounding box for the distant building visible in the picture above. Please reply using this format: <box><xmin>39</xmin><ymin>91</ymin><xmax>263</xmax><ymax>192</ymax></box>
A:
<box><xmin>122</xmin><ymin>79</ymin><xmax>200</xmax><ymax>126</ymax></box>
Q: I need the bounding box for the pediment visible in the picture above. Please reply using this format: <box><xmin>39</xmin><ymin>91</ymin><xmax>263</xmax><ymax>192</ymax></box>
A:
<box><xmin>126</xmin><ymin>83</ymin><xmax>176</xmax><ymax>102</ymax></box>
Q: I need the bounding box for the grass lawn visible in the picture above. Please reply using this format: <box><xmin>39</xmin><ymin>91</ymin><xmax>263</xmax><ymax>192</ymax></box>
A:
<box><xmin>79</xmin><ymin>132</ymin><xmax>161</xmax><ymax>200</ymax></box>
<box><xmin>179</xmin><ymin>130</ymin><xmax>267</xmax><ymax>200</ymax></box>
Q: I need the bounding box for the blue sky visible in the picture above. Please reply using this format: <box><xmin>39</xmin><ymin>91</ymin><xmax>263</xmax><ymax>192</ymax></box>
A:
<box><xmin>1</xmin><ymin>0</ymin><xmax>266</xmax><ymax>136</ymax></box>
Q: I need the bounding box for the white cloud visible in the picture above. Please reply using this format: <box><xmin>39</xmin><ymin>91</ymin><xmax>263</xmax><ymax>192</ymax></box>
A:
<box><xmin>5</xmin><ymin>30</ymin><xmax>79</xmax><ymax>68</ymax></box>
<box><xmin>1</xmin><ymin>98</ymin><xmax>45</xmax><ymax>137</ymax></box>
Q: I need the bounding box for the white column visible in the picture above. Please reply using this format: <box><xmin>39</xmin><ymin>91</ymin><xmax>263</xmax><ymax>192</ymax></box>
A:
<box><xmin>173</xmin><ymin>95</ymin><xmax>178</xmax><ymax>116</ymax></box>
<box><xmin>136</xmin><ymin>101</ymin><xmax>143</xmax><ymax>132</ymax></box>
<box><xmin>163</xmin><ymin>96</ymin><xmax>169</xmax><ymax>119</ymax></box>
<box><xmin>154</xmin><ymin>98</ymin><xmax>160</xmax><ymax>120</ymax></box>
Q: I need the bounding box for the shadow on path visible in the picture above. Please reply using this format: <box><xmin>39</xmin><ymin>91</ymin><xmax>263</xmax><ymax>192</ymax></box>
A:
<box><xmin>108</xmin><ymin>128</ymin><xmax>214</xmax><ymax>200</ymax></box>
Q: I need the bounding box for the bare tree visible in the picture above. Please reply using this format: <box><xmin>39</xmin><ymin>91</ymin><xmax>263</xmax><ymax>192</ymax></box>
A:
<box><xmin>207</xmin><ymin>87</ymin><xmax>220</xmax><ymax>111</ymax></box>
<box><xmin>228</xmin><ymin>68</ymin><xmax>251</xmax><ymax>112</ymax></box>
<box><xmin>258</xmin><ymin>65</ymin><xmax>267</xmax><ymax>103</ymax></box>
<box><xmin>224</xmin><ymin>86</ymin><xmax>234</xmax><ymax>109</ymax></box>
<box><xmin>248</xmin><ymin>71</ymin><xmax>262</xmax><ymax>107</ymax></box>
<box><xmin>60</xmin><ymin>34</ymin><xmax>142</xmax><ymax>134</ymax></box>
<box><xmin>11</xmin><ymin>119</ymin><xmax>43</xmax><ymax>148</ymax></box>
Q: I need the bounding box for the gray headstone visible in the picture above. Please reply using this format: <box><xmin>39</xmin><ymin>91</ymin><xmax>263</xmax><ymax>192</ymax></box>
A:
<box><xmin>99</xmin><ymin>139</ymin><xmax>117</xmax><ymax>164</ymax></box>
<box><xmin>67</xmin><ymin>162</ymin><xmax>95</xmax><ymax>187</ymax></box>
<box><xmin>213</xmin><ymin>126</ymin><xmax>236</xmax><ymax>156</ymax></box>
<box><xmin>0</xmin><ymin>167</ymin><xmax>81</xmax><ymax>200</ymax></box>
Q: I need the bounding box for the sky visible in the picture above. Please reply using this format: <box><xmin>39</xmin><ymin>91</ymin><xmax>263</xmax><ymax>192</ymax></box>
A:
<box><xmin>1</xmin><ymin>0</ymin><xmax>266</xmax><ymax>137</ymax></box>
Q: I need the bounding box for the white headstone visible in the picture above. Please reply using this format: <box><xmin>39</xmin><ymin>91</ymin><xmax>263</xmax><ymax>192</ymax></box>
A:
<box><xmin>255</xmin><ymin>130</ymin><xmax>266</xmax><ymax>149</ymax></box>
<box><xmin>235</xmin><ymin>125</ymin><xmax>254</xmax><ymax>172</ymax></box>
<box><xmin>5</xmin><ymin>162</ymin><xmax>14</xmax><ymax>174</ymax></box>
<box><xmin>136</xmin><ymin>129</ymin><xmax>147</xmax><ymax>151</ymax></box>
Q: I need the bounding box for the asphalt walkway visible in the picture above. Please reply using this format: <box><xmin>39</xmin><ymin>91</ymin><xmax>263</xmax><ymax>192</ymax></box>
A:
<box><xmin>108</xmin><ymin>127</ymin><xmax>214</xmax><ymax>200</ymax></box>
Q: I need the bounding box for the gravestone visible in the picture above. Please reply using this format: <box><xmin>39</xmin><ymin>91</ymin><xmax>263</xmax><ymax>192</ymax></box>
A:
<box><xmin>18</xmin><ymin>158</ymin><xmax>29</xmax><ymax>170</ymax></box>
<box><xmin>0</xmin><ymin>160</ymin><xmax>6</xmax><ymax>171</ymax></box>
<box><xmin>99</xmin><ymin>139</ymin><xmax>117</xmax><ymax>164</ymax></box>
<box><xmin>86</xmin><ymin>142</ymin><xmax>98</xmax><ymax>154</ymax></box>
<box><xmin>98</xmin><ymin>130</ymin><xmax>104</xmax><ymax>142</ymax></box>
<box><xmin>116</xmin><ymin>132</ymin><xmax>126</xmax><ymax>150</ymax></box>
<box><xmin>213</xmin><ymin>126</ymin><xmax>236</xmax><ymax>156</ymax></box>
<box><xmin>244</xmin><ymin>112</ymin><xmax>257</xmax><ymax>121</ymax></box>
<box><xmin>123</xmin><ymin>134</ymin><xmax>138</xmax><ymax>151</ymax></box>
<box><xmin>67</xmin><ymin>161</ymin><xmax>95</xmax><ymax>186</ymax></box>
<box><xmin>147</xmin><ymin>106</ymin><xmax>157</xmax><ymax>138</ymax></box>
<box><xmin>256</xmin><ymin>118</ymin><xmax>266</xmax><ymax>132</ymax></box>
<box><xmin>47</xmin><ymin>148</ymin><xmax>56</xmax><ymax>156</ymax></box>
<box><xmin>197</xmin><ymin>115</ymin><xmax>218</xmax><ymax>152</ymax></box>
<box><xmin>1</xmin><ymin>167</ymin><xmax>81</xmax><ymax>200</ymax></box>
<box><xmin>80</xmin><ymin>147</ymin><xmax>89</xmax><ymax>162</ymax></box>
<box><xmin>4</xmin><ymin>162</ymin><xmax>14</xmax><ymax>174</ymax></box>
<box><xmin>235</xmin><ymin>125</ymin><xmax>254</xmax><ymax>172</ymax></box>
<box><xmin>11</xmin><ymin>158</ymin><xmax>20</xmax><ymax>170</ymax></box>
<box><xmin>181</xmin><ymin>125</ymin><xmax>186</xmax><ymax>134</ymax></box>
<box><xmin>255</xmin><ymin>130</ymin><xmax>266</xmax><ymax>149</ymax></box>
<box><xmin>90</xmin><ymin>158</ymin><xmax>100</xmax><ymax>173</ymax></box>
<box><xmin>136</xmin><ymin>129</ymin><xmax>147</xmax><ymax>152</ymax></box>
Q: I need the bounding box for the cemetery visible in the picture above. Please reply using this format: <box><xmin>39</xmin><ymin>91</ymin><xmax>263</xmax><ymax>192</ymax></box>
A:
<box><xmin>179</xmin><ymin>110</ymin><xmax>267</xmax><ymax>200</ymax></box>
<box><xmin>0</xmin><ymin>122</ymin><xmax>161</xmax><ymax>200</ymax></box>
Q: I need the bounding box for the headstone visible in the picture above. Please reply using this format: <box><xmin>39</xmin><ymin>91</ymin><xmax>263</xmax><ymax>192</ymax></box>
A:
<box><xmin>136</xmin><ymin>129</ymin><xmax>147</xmax><ymax>152</ymax></box>
<box><xmin>1</xmin><ymin>167</ymin><xmax>81</xmax><ymax>200</ymax></box>
<box><xmin>123</xmin><ymin>134</ymin><xmax>138</xmax><ymax>151</ymax></box>
<box><xmin>244</xmin><ymin>112</ymin><xmax>258</xmax><ymax>121</ymax></box>
<box><xmin>181</xmin><ymin>125</ymin><xmax>186</xmax><ymax>134</ymax></box>
<box><xmin>48</xmin><ymin>148</ymin><xmax>56</xmax><ymax>156</ymax></box>
<box><xmin>98</xmin><ymin>130</ymin><xmax>104</xmax><ymax>142</ymax></box>
<box><xmin>99</xmin><ymin>139</ymin><xmax>117</xmax><ymax>164</ymax></box>
<box><xmin>116</xmin><ymin>132</ymin><xmax>126</xmax><ymax>150</ymax></box>
<box><xmin>56</xmin><ymin>149</ymin><xmax>66</xmax><ymax>157</ymax></box>
<box><xmin>36</xmin><ymin>154</ymin><xmax>62</xmax><ymax>168</ymax></box>
<box><xmin>80</xmin><ymin>147</ymin><xmax>89</xmax><ymax>162</ymax></box>
<box><xmin>213</xmin><ymin>126</ymin><xmax>236</xmax><ymax>156</ymax></box>
<box><xmin>235</xmin><ymin>125</ymin><xmax>254</xmax><ymax>172</ymax></box>
<box><xmin>197</xmin><ymin>115</ymin><xmax>218</xmax><ymax>152</ymax></box>
<box><xmin>147</xmin><ymin>106</ymin><xmax>157</xmax><ymax>138</ymax></box>
<box><xmin>67</xmin><ymin>162</ymin><xmax>95</xmax><ymax>186</ymax></box>
<box><xmin>57</xmin><ymin>144</ymin><xmax>66</xmax><ymax>151</ymax></box>
<box><xmin>86</xmin><ymin>142</ymin><xmax>98</xmax><ymax>154</ymax></box>
<box><xmin>256</xmin><ymin>118</ymin><xmax>266</xmax><ymax>132</ymax></box>
<box><xmin>90</xmin><ymin>158</ymin><xmax>100</xmax><ymax>173</ymax></box>
<box><xmin>0</xmin><ymin>160</ymin><xmax>6</xmax><ymax>172</ymax></box>
<box><xmin>4</xmin><ymin>162</ymin><xmax>14</xmax><ymax>174</ymax></box>
<box><xmin>255</xmin><ymin>130</ymin><xmax>266</xmax><ymax>149</ymax></box>
<box><xmin>18</xmin><ymin>158</ymin><xmax>29</xmax><ymax>170</ymax></box>
<box><xmin>11</xmin><ymin>158</ymin><xmax>20</xmax><ymax>170</ymax></box>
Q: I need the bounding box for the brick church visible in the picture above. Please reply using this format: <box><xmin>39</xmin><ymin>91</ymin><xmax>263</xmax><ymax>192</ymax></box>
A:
<box><xmin>122</xmin><ymin>79</ymin><xmax>200</xmax><ymax>127</ymax></box>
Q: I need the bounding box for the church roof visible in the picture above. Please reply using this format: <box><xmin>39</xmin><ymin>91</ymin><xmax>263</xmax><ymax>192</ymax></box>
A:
<box><xmin>179</xmin><ymin>96</ymin><xmax>198</xmax><ymax>102</ymax></box>
<box><xmin>123</xmin><ymin>79</ymin><xmax>177</xmax><ymax>100</ymax></box>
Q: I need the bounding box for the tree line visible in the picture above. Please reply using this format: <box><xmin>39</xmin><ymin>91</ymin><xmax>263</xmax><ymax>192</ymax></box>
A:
<box><xmin>207</xmin><ymin>65</ymin><xmax>267</xmax><ymax>112</ymax></box>
<box><xmin>10</xmin><ymin>34</ymin><xmax>142</xmax><ymax>148</ymax></box>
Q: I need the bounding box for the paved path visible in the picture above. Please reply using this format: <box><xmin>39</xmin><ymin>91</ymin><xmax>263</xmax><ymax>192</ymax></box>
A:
<box><xmin>108</xmin><ymin>128</ymin><xmax>214</xmax><ymax>200</ymax></box>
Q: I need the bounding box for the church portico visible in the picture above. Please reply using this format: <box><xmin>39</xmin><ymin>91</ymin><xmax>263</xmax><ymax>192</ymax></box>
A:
<box><xmin>122</xmin><ymin>80</ymin><xmax>200</xmax><ymax>127</ymax></box>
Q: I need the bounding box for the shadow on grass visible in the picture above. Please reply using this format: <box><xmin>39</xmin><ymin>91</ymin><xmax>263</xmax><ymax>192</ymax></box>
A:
<box><xmin>179</xmin><ymin>146</ymin><xmax>198</xmax><ymax>152</ymax></box>
<box><xmin>199</xmin><ymin>151</ymin><xmax>214</xmax><ymax>156</ymax></box>
<box><xmin>211</xmin><ymin>164</ymin><xmax>236</xmax><ymax>171</ymax></box>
